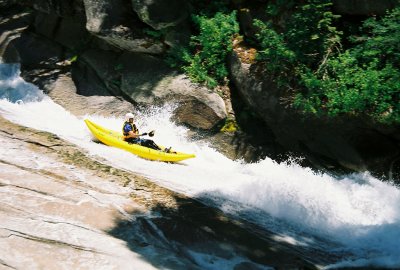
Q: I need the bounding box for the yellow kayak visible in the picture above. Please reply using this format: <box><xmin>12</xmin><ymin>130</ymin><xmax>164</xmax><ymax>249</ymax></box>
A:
<box><xmin>84</xmin><ymin>119</ymin><xmax>195</xmax><ymax>162</ymax></box>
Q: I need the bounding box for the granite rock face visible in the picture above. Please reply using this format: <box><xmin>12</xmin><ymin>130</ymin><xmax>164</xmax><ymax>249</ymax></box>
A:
<box><xmin>229</xmin><ymin>50</ymin><xmax>400</xmax><ymax>176</ymax></box>
<box><xmin>2</xmin><ymin>0</ymin><xmax>400</xmax><ymax>173</ymax></box>
<box><xmin>0</xmin><ymin>2</ymin><xmax>226</xmax><ymax>130</ymax></box>
<box><xmin>80</xmin><ymin>49</ymin><xmax>227</xmax><ymax>129</ymax></box>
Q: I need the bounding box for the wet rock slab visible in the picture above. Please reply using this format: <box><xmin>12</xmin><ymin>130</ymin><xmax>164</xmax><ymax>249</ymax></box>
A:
<box><xmin>0</xmin><ymin>116</ymin><xmax>331</xmax><ymax>269</ymax></box>
<box><xmin>0</xmin><ymin>121</ymin><xmax>157</xmax><ymax>269</ymax></box>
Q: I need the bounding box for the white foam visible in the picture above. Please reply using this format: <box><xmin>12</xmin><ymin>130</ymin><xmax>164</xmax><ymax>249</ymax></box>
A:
<box><xmin>1</xmin><ymin>62</ymin><xmax>400</xmax><ymax>268</ymax></box>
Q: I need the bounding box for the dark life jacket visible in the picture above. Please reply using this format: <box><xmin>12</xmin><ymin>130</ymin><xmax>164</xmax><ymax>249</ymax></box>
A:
<box><xmin>122</xmin><ymin>121</ymin><xmax>138</xmax><ymax>136</ymax></box>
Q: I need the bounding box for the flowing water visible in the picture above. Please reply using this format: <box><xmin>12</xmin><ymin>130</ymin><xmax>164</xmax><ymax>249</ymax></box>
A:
<box><xmin>1</xmin><ymin>62</ymin><xmax>400</xmax><ymax>269</ymax></box>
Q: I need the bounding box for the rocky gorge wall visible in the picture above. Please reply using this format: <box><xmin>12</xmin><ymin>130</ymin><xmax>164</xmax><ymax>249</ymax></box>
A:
<box><xmin>230</xmin><ymin>0</ymin><xmax>400</xmax><ymax>178</ymax></box>
<box><xmin>1</xmin><ymin>0</ymin><xmax>227</xmax><ymax>130</ymax></box>
<box><xmin>1</xmin><ymin>0</ymin><xmax>400</xmax><ymax>179</ymax></box>
<box><xmin>229</xmin><ymin>47</ymin><xmax>400</xmax><ymax>178</ymax></box>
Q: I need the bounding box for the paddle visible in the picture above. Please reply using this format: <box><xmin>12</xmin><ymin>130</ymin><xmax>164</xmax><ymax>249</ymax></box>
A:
<box><xmin>139</xmin><ymin>130</ymin><xmax>155</xmax><ymax>137</ymax></box>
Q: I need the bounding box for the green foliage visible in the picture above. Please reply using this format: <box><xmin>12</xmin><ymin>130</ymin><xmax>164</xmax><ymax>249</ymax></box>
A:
<box><xmin>285</xmin><ymin>0</ymin><xmax>342</xmax><ymax>69</ymax></box>
<box><xmin>143</xmin><ymin>28</ymin><xmax>164</xmax><ymax>40</ymax></box>
<box><xmin>165</xmin><ymin>45</ymin><xmax>191</xmax><ymax>68</ymax></box>
<box><xmin>184</xmin><ymin>53</ymin><xmax>218</xmax><ymax>88</ymax></box>
<box><xmin>164</xmin><ymin>1</ymin><xmax>399</xmax><ymax>124</ymax></box>
<box><xmin>69</xmin><ymin>55</ymin><xmax>78</xmax><ymax>63</ymax></box>
<box><xmin>296</xmin><ymin>56</ymin><xmax>400</xmax><ymax>123</ymax></box>
<box><xmin>354</xmin><ymin>7</ymin><xmax>400</xmax><ymax>69</ymax></box>
<box><xmin>253</xmin><ymin>19</ymin><xmax>296</xmax><ymax>81</ymax></box>
<box><xmin>170</xmin><ymin>11</ymin><xmax>239</xmax><ymax>88</ymax></box>
<box><xmin>254</xmin><ymin>0</ymin><xmax>400</xmax><ymax>124</ymax></box>
<box><xmin>255</xmin><ymin>0</ymin><xmax>342</xmax><ymax>69</ymax></box>
<box><xmin>294</xmin><ymin>7</ymin><xmax>400</xmax><ymax>123</ymax></box>
<box><xmin>253</xmin><ymin>0</ymin><xmax>342</xmax><ymax>89</ymax></box>
<box><xmin>220</xmin><ymin>118</ymin><xmax>239</xmax><ymax>132</ymax></box>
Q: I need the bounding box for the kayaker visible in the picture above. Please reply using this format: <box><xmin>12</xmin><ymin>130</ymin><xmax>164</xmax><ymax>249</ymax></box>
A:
<box><xmin>122</xmin><ymin>113</ymin><xmax>171</xmax><ymax>152</ymax></box>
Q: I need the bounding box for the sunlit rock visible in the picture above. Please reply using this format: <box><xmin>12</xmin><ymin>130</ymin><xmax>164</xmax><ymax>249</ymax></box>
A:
<box><xmin>81</xmin><ymin>49</ymin><xmax>227</xmax><ymax>129</ymax></box>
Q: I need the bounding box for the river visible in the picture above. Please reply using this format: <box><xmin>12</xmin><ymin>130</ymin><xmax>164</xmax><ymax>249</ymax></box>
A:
<box><xmin>1</xmin><ymin>62</ymin><xmax>400</xmax><ymax>269</ymax></box>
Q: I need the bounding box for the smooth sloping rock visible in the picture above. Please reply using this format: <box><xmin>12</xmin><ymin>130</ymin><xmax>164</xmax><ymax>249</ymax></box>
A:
<box><xmin>48</xmin><ymin>72</ymin><xmax>136</xmax><ymax>117</ymax></box>
<box><xmin>0</xmin><ymin>127</ymin><xmax>157</xmax><ymax>270</ymax></box>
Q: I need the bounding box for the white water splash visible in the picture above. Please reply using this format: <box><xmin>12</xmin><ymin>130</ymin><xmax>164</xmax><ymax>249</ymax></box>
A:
<box><xmin>0</xmin><ymin>63</ymin><xmax>45</xmax><ymax>103</ymax></box>
<box><xmin>1</xmin><ymin>62</ymin><xmax>400</xmax><ymax>268</ymax></box>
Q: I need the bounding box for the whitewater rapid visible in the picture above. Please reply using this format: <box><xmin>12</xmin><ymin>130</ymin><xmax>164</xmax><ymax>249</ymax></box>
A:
<box><xmin>1</xmin><ymin>62</ymin><xmax>400</xmax><ymax>268</ymax></box>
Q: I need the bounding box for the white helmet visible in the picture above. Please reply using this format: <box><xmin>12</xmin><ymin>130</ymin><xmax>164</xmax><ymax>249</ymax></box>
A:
<box><xmin>125</xmin><ymin>113</ymin><xmax>134</xmax><ymax>121</ymax></box>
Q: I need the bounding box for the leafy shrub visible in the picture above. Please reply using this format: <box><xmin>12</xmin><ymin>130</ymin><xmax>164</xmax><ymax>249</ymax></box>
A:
<box><xmin>294</xmin><ymin>7</ymin><xmax>400</xmax><ymax>123</ymax></box>
<box><xmin>168</xmin><ymin>11</ymin><xmax>239</xmax><ymax>88</ymax></box>
<box><xmin>253</xmin><ymin>19</ymin><xmax>296</xmax><ymax>76</ymax></box>
<box><xmin>254</xmin><ymin>0</ymin><xmax>400</xmax><ymax>124</ymax></box>
<box><xmin>285</xmin><ymin>0</ymin><xmax>342</xmax><ymax>69</ymax></box>
<box><xmin>354</xmin><ymin>7</ymin><xmax>400</xmax><ymax>69</ymax></box>
<box><xmin>253</xmin><ymin>0</ymin><xmax>342</xmax><ymax>89</ymax></box>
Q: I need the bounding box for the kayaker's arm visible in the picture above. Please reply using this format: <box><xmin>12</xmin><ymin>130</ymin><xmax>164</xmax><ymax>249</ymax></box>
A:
<box><xmin>126</xmin><ymin>131</ymin><xmax>152</xmax><ymax>138</ymax></box>
<box><xmin>124</xmin><ymin>130</ymin><xmax>140</xmax><ymax>139</ymax></box>
<box><xmin>123</xmin><ymin>122</ymin><xmax>153</xmax><ymax>139</ymax></box>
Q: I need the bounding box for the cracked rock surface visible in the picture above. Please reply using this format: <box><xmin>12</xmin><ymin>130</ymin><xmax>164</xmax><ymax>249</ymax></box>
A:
<box><xmin>0</xmin><ymin>117</ymin><xmax>160</xmax><ymax>270</ymax></box>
